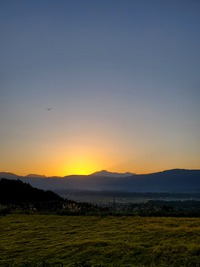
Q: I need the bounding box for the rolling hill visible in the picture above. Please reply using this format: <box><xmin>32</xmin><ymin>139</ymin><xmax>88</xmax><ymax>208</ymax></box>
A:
<box><xmin>0</xmin><ymin>178</ymin><xmax>62</xmax><ymax>202</ymax></box>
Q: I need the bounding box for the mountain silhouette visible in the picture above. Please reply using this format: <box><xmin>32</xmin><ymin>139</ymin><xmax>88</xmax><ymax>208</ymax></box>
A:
<box><xmin>90</xmin><ymin>170</ymin><xmax>134</xmax><ymax>177</ymax></box>
<box><xmin>0</xmin><ymin>178</ymin><xmax>62</xmax><ymax>202</ymax></box>
<box><xmin>0</xmin><ymin>169</ymin><xmax>200</xmax><ymax>192</ymax></box>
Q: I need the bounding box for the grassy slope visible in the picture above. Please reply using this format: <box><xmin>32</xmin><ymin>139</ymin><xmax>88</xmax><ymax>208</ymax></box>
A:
<box><xmin>1</xmin><ymin>215</ymin><xmax>200</xmax><ymax>267</ymax></box>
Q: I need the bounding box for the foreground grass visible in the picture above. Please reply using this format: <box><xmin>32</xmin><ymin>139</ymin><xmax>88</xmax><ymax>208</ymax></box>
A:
<box><xmin>1</xmin><ymin>215</ymin><xmax>200</xmax><ymax>266</ymax></box>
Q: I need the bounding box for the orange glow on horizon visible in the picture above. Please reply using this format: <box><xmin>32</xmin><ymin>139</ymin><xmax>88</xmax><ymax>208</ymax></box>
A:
<box><xmin>60</xmin><ymin>154</ymin><xmax>103</xmax><ymax>176</ymax></box>
<box><xmin>2</xmin><ymin>143</ymin><xmax>200</xmax><ymax>177</ymax></box>
<box><xmin>61</xmin><ymin>158</ymin><xmax>100</xmax><ymax>176</ymax></box>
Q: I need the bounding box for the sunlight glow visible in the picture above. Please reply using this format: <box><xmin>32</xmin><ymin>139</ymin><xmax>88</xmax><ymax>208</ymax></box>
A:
<box><xmin>61</xmin><ymin>153</ymin><xmax>103</xmax><ymax>176</ymax></box>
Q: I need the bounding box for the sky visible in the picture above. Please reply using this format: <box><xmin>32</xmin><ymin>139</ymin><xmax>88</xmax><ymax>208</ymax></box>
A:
<box><xmin>0</xmin><ymin>0</ymin><xmax>200</xmax><ymax>176</ymax></box>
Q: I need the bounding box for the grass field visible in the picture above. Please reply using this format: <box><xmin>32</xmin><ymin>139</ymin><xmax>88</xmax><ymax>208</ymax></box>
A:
<box><xmin>1</xmin><ymin>215</ymin><xmax>200</xmax><ymax>267</ymax></box>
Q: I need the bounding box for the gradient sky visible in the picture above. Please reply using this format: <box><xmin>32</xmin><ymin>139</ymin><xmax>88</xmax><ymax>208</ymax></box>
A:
<box><xmin>0</xmin><ymin>0</ymin><xmax>200</xmax><ymax>176</ymax></box>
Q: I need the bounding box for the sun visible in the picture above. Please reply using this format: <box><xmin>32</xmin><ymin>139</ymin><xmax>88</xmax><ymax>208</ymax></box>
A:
<box><xmin>61</xmin><ymin>155</ymin><xmax>101</xmax><ymax>176</ymax></box>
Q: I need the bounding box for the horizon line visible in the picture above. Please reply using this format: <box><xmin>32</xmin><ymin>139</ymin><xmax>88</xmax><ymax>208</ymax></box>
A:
<box><xmin>0</xmin><ymin>168</ymin><xmax>199</xmax><ymax>178</ymax></box>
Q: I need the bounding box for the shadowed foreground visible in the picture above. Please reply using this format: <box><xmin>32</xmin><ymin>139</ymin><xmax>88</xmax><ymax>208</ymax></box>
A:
<box><xmin>1</xmin><ymin>215</ymin><xmax>200</xmax><ymax>266</ymax></box>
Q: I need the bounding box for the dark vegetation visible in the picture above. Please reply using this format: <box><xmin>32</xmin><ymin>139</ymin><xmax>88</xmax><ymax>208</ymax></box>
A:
<box><xmin>0</xmin><ymin>179</ymin><xmax>107</xmax><ymax>215</ymax></box>
<box><xmin>1</xmin><ymin>178</ymin><xmax>200</xmax><ymax>217</ymax></box>
<box><xmin>0</xmin><ymin>178</ymin><xmax>62</xmax><ymax>202</ymax></box>
<box><xmin>112</xmin><ymin>200</ymin><xmax>200</xmax><ymax>217</ymax></box>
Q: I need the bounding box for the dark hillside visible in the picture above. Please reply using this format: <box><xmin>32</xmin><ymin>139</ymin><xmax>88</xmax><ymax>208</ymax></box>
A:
<box><xmin>0</xmin><ymin>178</ymin><xmax>62</xmax><ymax>203</ymax></box>
<box><xmin>0</xmin><ymin>179</ymin><xmax>108</xmax><ymax>215</ymax></box>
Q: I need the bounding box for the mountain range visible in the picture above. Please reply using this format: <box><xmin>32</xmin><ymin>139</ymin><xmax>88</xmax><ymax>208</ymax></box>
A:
<box><xmin>0</xmin><ymin>169</ymin><xmax>200</xmax><ymax>193</ymax></box>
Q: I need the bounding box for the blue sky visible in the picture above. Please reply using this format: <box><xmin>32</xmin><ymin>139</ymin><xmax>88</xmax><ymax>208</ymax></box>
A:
<box><xmin>0</xmin><ymin>0</ymin><xmax>200</xmax><ymax>175</ymax></box>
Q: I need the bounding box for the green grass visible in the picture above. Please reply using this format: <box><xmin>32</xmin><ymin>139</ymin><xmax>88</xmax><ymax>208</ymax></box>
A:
<box><xmin>1</xmin><ymin>215</ymin><xmax>200</xmax><ymax>266</ymax></box>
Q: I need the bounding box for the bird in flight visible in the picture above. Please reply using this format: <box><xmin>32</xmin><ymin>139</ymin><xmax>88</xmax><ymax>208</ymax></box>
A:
<box><xmin>46</xmin><ymin>107</ymin><xmax>53</xmax><ymax>111</ymax></box>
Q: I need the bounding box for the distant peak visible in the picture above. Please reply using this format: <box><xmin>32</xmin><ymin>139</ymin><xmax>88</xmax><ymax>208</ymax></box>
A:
<box><xmin>0</xmin><ymin>172</ymin><xmax>17</xmax><ymax>176</ymax></box>
<box><xmin>26</xmin><ymin>174</ymin><xmax>47</xmax><ymax>178</ymax></box>
<box><xmin>90</xmin><ymin>170</ymin><xmax>134</xmax><ymax>177</ymax></box>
